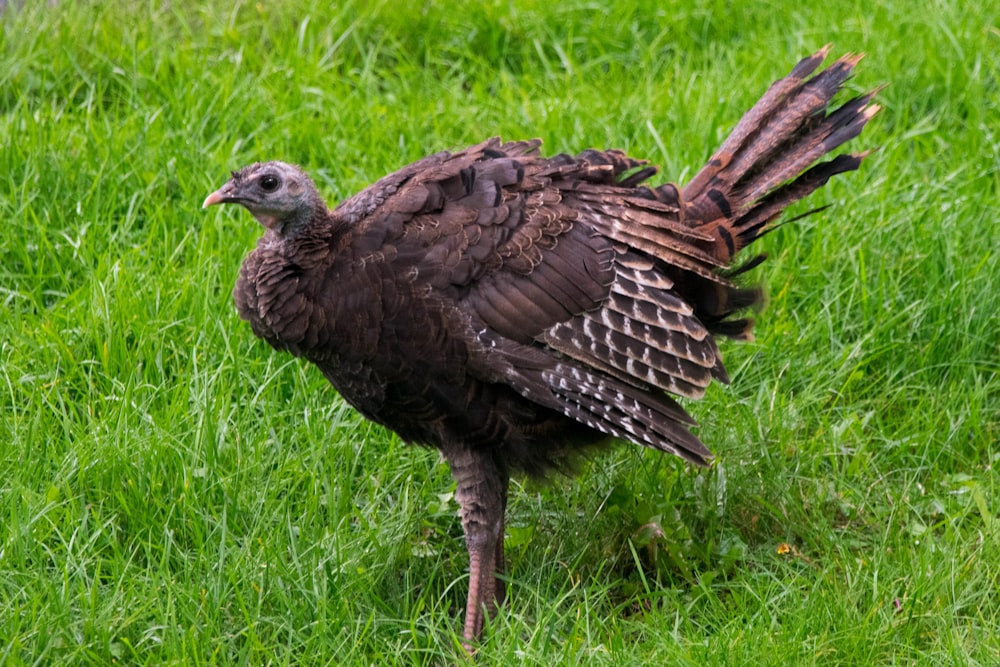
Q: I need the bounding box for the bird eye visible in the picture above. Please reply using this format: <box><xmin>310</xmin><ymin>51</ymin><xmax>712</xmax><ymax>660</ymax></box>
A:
<box><xmin>259</xmin><ymin>174</ymin><xmax>281</xmax><ymax>192</ymax></box>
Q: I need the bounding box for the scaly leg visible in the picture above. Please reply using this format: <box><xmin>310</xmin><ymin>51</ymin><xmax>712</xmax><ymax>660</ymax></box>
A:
<box><xmin>445</xmin><ymin>447</ymin><xmax>509</xmax><ymax>648</ymax></box>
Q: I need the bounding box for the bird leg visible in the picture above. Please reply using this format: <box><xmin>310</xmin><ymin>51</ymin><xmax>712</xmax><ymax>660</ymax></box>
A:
<box><xmin>445</xmin><ymin>447</ymin><xmax>509</xmax><ymax>648</ymax></box>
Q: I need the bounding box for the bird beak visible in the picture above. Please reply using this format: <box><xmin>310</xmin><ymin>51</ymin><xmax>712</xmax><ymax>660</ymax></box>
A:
<box><xmin>202</xmin><ymin>187</ymin><xmax>229</xmax><ymax>208</ymax></box>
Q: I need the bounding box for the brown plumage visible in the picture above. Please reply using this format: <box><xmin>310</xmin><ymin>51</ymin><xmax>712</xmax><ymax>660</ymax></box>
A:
<box><xmin>204</xmin><ymin>47</ymin><xmax>878</xmax><ymax>647</ymax></box>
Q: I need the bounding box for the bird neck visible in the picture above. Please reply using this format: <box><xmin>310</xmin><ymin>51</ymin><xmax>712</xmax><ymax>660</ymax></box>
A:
<box><xmin>273</xmin><ymin>196</ymin><xmax>328</xmax><ymax>239</ymax></box>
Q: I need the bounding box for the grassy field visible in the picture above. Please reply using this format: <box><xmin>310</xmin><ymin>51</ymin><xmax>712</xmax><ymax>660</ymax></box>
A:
<box><xmin>1</xmin><ymin>0</ymin><xmax>998</xmax><ymax>664</ymax></box>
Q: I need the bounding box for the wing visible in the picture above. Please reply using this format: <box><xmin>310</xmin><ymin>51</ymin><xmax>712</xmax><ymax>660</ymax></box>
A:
<box><xmin>329</xmin><ymin>138</ymin><xmax>724</xmax><ymax>463</ymax></box>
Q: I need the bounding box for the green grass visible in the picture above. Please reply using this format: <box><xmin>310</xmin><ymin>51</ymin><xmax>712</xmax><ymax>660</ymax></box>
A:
<box><xmin>1</xmin><ymin>0</ymin><xmax>998</xmax><ymax>664</ymax></box>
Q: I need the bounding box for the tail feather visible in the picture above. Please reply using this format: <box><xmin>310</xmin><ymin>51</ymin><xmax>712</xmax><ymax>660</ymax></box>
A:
<box><xmin>732</xmin><ymin>151</ymin><xmax>869</xmax><ymax>246</ymax></box>
<box><xmin>681</xmin><ymin>44</ymin><xmax>834</xmax><ymax>200</ymax></box>
<box><xmin>678</xmin><ymin>47</ymin><xmax>880</xmax><ymax>261</ymax></box>
<box><xmin>735</xmin><ymin>91</ymin><xmax>879</xmax><ymax>204</ymax></box>
<box><xmin>633</xmin><ymin>46</ymin><xmax>880</xmax><ymax>344</ymax></box>
<box><xmin>721</xmin><ymin>53</ymin><xmax>864</xmax><ymax>193</ymax></box>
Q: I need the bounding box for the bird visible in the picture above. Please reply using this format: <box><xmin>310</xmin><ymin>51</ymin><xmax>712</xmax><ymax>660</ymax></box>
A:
<box><xmin>203</xmin><ymin>46</ymin><xmax>878</xmax><ymax>647</ymax></box>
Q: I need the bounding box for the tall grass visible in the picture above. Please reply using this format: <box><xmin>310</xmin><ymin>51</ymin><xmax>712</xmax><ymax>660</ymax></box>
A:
<box><xmin>1</xmin><ymin>1</ymin><xmax>997</xmax><ymax>664</ymax></box>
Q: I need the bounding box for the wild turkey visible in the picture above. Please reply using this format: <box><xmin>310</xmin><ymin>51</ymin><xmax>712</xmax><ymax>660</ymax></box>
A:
<box><xmin>203</xmin><ymin>46</ymin><xmax>877</xmax><ymax>646</ymax></box>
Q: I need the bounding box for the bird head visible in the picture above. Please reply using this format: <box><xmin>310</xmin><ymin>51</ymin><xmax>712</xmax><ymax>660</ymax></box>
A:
<box><xmin>203</xmin><ymin>161</ymin><xmax>320</xmax><ymax>235</ymax></box>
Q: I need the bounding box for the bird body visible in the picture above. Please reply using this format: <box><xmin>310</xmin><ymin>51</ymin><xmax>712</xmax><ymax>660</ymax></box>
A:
<box><xmin>204</xmin><ymin>46</ymin><xmax>878</xmax><ymax>646</ymax></box>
